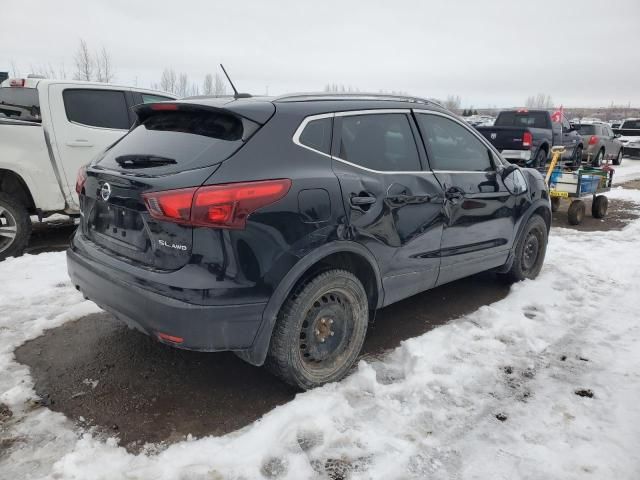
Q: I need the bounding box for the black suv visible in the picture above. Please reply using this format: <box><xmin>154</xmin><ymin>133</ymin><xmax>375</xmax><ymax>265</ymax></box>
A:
<box><xmin>67</xmin><ymin>94</ymin><xmax>551</xmax><ymax>389</ymax></box>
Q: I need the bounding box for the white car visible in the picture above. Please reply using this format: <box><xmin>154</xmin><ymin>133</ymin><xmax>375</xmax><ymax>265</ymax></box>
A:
<box><xmin>613</xmin><ymin>118</ymin><xmax>640</xmax><ymax>158</ymax></box>
<box><xmin>0</xmin><ymin>77</ymin><xmax>176</xmax><ymax>260</ymax></box>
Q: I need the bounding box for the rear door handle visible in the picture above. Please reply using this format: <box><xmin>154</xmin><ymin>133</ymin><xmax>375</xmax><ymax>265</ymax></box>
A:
<box><xmin>66</xmin><ymin>139</ymin><xmax>94</xmax><ymax>147</ymax></box>
<box><xmin>350</xmin><ymin>195</ymin><xmax>376</xmax><ymax>206</ymax></box>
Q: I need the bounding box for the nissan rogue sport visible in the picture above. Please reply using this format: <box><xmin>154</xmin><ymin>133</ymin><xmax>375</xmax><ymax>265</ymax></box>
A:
<box><xmin>67</xmin><ymin>93</ymin><xmax>551</xmax><ymax>390</ymax></box>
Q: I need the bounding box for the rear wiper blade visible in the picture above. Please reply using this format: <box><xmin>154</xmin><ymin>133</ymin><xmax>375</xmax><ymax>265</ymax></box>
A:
<box><xmin>115</xmin><ymin>155</ymin><xmax>177</xmax><ymax>168</ymax></box>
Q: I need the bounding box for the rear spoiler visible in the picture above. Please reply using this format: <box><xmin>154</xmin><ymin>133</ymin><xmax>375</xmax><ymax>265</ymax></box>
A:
<box><xmin>133</xmin><ymin>101</ymin><xmax>275</xmax><ymax>125</ymax></box>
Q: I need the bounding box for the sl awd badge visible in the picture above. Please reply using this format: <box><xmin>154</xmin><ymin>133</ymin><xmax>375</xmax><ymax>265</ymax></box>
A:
<box><xmin>100</xmin><ymin>182</ymin><xmax>111</xmax><ymax>201</ymax></box>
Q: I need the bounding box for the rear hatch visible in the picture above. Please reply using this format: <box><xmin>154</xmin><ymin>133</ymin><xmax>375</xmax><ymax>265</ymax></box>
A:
<box><xmin>79</xmin><ymin>102</ymin><xmax>269</xmax><ymax>271</ymax></box>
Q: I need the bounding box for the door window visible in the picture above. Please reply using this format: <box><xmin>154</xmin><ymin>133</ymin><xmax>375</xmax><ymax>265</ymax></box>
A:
<box><xmin>416</xmin><ymin>114</ymin><xmax>492</xmax><ymax>172</ymax></box>
<box><xmin>63</xmin><ymin>89</ymin><xmax>130</xmax><ymax>129</ymax></box>
<box><xmin>338</xmin><ymin>113</ymin><xmax>420</xmax><ymax>171</ymax></box>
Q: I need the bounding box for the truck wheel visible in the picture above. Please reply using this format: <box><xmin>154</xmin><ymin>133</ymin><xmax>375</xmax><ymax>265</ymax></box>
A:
<box><xmin>572</xmin><ymin>146</ymin><xmax>583</xmax><ymax>167</ymax></box>
<box><xmin>0</xmin><ymin>193</ymin><xmax>32</xmax><ymax>261</ymax></box>
<box><xmin>591</xmin><ymin>195</ymin><xmax>608</xmax><ymax>219</ymax></box>
<box><xmin>613</xmin><ymin>149</ymin><xmax>623</xmax><ymax>166</ymax></box>
<box><xmin>534</xmin><ymin>149</ymin><xmax>547</xmax><ymax>168</ymax></box>
<box><xmin>501</xmin><ymin>214</ymin><xmax>548</xmax><ymax>282</ymax></box>
<box><xmin>266</xmin><ymin>269</ymin><xmax>368</xmax><ymax>390</ymax></box>
<box><xmin>592</xmin><ymin>149</ymin><xmax>604</xmax><ymax>167</ymax></box>
<box><xmin>567</xmin><ymin>200</ymin><xmax>586</xmax><ymax>225</ymax></box>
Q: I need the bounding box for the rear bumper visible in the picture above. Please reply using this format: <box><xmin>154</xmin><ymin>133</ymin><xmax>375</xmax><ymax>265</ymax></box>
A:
<box><xmin>67</xmin><ymin>248</ymin><xmax>266</xmax><ymax>352</ymax></box>
<box><xmin>501</xmin><ymin>149</ymin><xmax>532</xmax><ymax>162</ymax></box>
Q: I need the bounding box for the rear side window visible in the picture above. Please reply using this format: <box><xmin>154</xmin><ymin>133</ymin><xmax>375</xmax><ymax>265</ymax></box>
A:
<box><xmin>338</xmin><ymin>113</ymin><xmax>420</xmax><ymax>171</ymax></box>
<box><xmin>0</xmin><ymin>87</ymin><xmax>40</xmax><ymax>121</ymax></box>
<box><xmin>495</xmin><ymin>112</ymin><xmax>550</xmax><ymax>129</ymax></box>
<box><xmin>417</xmin><ymin>114</ymin><xmax>492</xmax><ymax>172</ymax></box>
<box><xmin>63</xmin><ymin>89</ymin><xmax>130</xmax><ymax>129</ymax></box>
<box><xmin>97</xmin><ymin>110</ymin><xmax>253</xmax><ymax>174</ymax></box>
<box><xmin>298</xmin><ymin>117</ymin><xmax>332</xmax><ymax>155</ymax></box>
<box><xmin>577</xmin><ymin>124</ymin><xmax>596</xmax><ymax>135</ymax></box>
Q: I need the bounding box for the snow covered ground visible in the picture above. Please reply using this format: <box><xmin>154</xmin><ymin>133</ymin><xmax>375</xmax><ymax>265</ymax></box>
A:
<box><xmin>2</xmin><ymin>187</ymin><xmax>640</xmax><ymax>479</ymax></box>
<box><xmin>613</xmin><ymin>157</ymin><xmax>640</xmax><ymax>183</ymax></box>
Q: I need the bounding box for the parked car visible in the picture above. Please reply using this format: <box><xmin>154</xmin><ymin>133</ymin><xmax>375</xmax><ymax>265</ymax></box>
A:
<box><xmin>613</xmin><ymin>118</ymin><xmax>640</xmax><ymax>158</ymax></box>
<box><xmin>576</xmin><ymin>122</ymin><xmax>624</xmax><ymax>165</ymax></box>
<box><xmin>67</xmin><ymin>93</ymin><xmax>552</xmax><ymax>390</ymax></box>
<box><xmin>0</xmin><ymin>77</ymin><xmax>176</xmax><ymax>260</ymax></box>
<box><xmin>610</xmin><ymin>120</ymin><xmax>623</xmax><ymax>129</ymax></box>
<box><xmin>477</xmin><ymin>109</ymin><xmax>583</xmax><ymax>168</ymax></box>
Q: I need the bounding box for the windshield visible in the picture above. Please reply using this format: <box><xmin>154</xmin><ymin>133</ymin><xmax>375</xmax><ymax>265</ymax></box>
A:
<box><xmin>577</xmin><ymin>124</ymin><xmax>596</xmax><ymax>135</ymax></box>
<box><xmin>495</xmin><ymin>111</ymin><xmax>549</xmax><ymax>129</ymax></box>
<box><xmin>621</xmin><ymin>120</ymin><xmax>640</xmax><ymax>130</ymax></box>
<box><xmin>0</xmin><ymin>87</ymin><xmax>41</xmax><ymax>122</ymax></box>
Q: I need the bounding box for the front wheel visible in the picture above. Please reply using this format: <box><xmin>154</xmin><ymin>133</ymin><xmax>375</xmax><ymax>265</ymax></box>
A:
<box><xmin>501</xmin><ymin>215</ymin><xmax>548</xmax><ymax>282</ymax></box>
<box><xmin>0</xmin><ymin>193</ymin><xmax>32</xmax><ymax>261</ymax></box>
<box><xmin>266</xmin><ymin>269</ymin><xmax>369</xmax><ymax>390</ymax></box>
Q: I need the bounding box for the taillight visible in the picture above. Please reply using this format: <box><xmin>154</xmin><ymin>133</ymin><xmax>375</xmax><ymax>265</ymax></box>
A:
<box><xmin>588</xmin><ymin>135</ymin><xmax>598</xmax><ymax>145</ymax></box>
<box><xmin>142</xmin><ymin>179</ymin><xmax>292</xmax><ymax>229</ymax></box>
<box><xmin>151</xmin><ymin>103</ymin><xmax>179</xmax><ymax>111</ymax></box>
<box><xmin>9</xmin><ymin>78</ymin><xmax>26</xmax><ymax>87</ymax></box>
<box><xmin>522</xmin><ymin>131</ymin><xmax>533</xmax><ymax>148</ymax></box>
<box><xmin>75</xmin><ymin>165</ymin><xmax>87</xmax><ymax>194</ymax></box>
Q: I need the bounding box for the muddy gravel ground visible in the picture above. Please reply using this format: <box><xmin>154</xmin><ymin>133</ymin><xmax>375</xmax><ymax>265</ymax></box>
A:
<box><xmin>14</xmin><ymin>181</ymin><xmax>640</xmax><ymax>451</ymax></box>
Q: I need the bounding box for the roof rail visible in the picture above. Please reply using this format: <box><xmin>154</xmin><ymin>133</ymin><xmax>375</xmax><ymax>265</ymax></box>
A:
<box><xmin>274</xmin><ymin>92</ymin><xmax>444</xmax><ymax>108</ymax></box>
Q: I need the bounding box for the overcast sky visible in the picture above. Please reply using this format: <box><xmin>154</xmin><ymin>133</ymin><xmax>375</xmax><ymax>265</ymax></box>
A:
<box><xmin>3</xmin><ymin>0</ymin><xmax>639</xmax><ymax>108</ymax></box>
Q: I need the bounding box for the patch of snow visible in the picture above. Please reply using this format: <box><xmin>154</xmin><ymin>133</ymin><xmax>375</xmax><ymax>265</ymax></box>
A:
<box><xmin>613</xmin><ymin>158</ymin><xmax>640</xmax><ymax>183</ymax></box>
<box><xmin>1</xmin><ymin>190</ymin><xmax>640</xmax><ymax>479</ymax></box>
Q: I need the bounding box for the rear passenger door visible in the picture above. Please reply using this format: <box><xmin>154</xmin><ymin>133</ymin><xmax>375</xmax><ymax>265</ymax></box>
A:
<box><xmin>414</xmin><ymin>111</ymin><xmax>516</xmax><ymax>285</ymax></box>
<box><xmin>331</xmin><ymin>110</ymin><xmax>445</xmax><ymax>306</ymax></box>
<box><xmin>47</xmin><ymin>84</ymin><xmax>137</xmax><ymax>208</ymax></box>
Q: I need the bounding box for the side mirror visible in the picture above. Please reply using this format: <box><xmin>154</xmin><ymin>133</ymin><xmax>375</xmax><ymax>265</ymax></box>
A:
<box><xmin>502</xmin><ymin>165</ymin><xmax>528</xmax><ymax>195</ymax></box>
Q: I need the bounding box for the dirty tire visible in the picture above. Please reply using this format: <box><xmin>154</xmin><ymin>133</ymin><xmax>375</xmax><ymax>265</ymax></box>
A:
<box><xmin>501</xmin><ymin>214</ymin><xmax>548</xmax><ymax>282</ymax></box>
<box><xmin>613</xmin><ymin>149</ymin><xmax>623</xmax><ymax>166</ymax></box>
<box><xmin>591</xmin><ymin>195</ymin><xmax>608</xmax><ymax>219</ymax></box>
<box><xmin>0</xmin><ymin>193</ymin><xmax>31</xmax><ymax>261</ymax></box>
<box><xmin>551</xmin><ymin>197</ymin><xmax>560</xmax><ymax>213</ymax></box>
<box><xmin>266</xmin><ymin>269</ymin><xmax>368</xmax><ymax>390</ymax></box>
<box><xmin>568</xmin><ymin>200</ymin><xmax>586</xmax><ymax>225</ymax></box>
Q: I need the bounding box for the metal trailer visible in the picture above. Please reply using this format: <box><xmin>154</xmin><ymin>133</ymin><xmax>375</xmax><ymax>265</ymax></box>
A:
<box><xmin>542</xmin><ymin>146</ymin><xmax>613</xmax><ymax>225</ymax></box>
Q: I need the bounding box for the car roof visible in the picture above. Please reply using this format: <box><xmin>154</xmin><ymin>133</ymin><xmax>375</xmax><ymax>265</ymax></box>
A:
<box><xmin>179</xmin><ymin>92</ymin><xmax>450</xmax><ymax>116</ymax></box>
<box><xmin>0</xmin><ymin>77</ymin><xmax>176</xmax><ymax>98</ymax></box>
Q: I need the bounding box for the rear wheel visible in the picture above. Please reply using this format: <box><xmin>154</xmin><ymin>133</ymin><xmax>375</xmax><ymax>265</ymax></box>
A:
<box><xmin>533</xmin><ymin>149</ymin><xmax>547</xmax><ymax>168</ymax></box>
<box><xmin>0</xmin><ymin>193</ymin><xmax>31</xmax><ymax>261</ymax></box>
<box><xmin>592</xmin><ymin>149</ymin><xmax>604</xmax><ymax>167</ymax></box>
<box><xmin>591</xmin><ymin>195</ymin><xmax>608</xmax><ymax>218</ymax></box>
<box><xmin>613</xmin><ymin>149</ymin><xmax>623</xmax><ymax>166</ymax></box>
<box><xmin>266</xmin><ymin>269</ymin><xmax>369</xmax><ymax>390</ymax></box>
<box><xmin>501</xmin><ymin>214</ymin><xmax>548</xmax><ymax>282</ymax></box>
<box><xmin>568</xmin><ymin>200</ymin><xmax>586</xmax><ymax>225</ymax></box>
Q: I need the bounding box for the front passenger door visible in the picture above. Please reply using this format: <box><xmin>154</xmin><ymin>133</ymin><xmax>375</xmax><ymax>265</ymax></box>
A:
<box><xmin>414</xmin><ymin>112</ymin><xmax>516</xmax><ymax>286</ymax></box>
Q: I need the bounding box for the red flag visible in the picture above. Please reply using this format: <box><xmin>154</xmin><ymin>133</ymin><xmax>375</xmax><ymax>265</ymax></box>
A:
<box><xmin>551</xmin><ymin>105</ymin><xmax>564</xmax><ymax>123</ymax></box>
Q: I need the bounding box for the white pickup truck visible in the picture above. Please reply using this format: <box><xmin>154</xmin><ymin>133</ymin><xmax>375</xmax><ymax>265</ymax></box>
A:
<box><xmin>0</xmin><ymin>77</ymin><xmax>176</xmax><ymax>260</ymax></box>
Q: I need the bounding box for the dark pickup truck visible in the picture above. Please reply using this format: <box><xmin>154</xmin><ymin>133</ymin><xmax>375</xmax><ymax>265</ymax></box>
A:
<box><xmin>477</xmin><ymin>110</ymin><xmax>584</xmax><ymax>167</ymax></box>
<box><xmin>613</xmin><ymin>118</ymin><xmax>640</xmax><ymax>158</ymax></box>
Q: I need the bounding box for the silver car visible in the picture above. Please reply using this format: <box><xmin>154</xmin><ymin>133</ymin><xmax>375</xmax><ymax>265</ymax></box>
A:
<box><xmin>577</xmin><ymin>122</ymin><xmax>624</xmax><ymax>166</ymax></box>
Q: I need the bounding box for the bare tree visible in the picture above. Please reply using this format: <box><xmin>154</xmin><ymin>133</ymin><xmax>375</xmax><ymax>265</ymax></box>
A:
<box><xmin>443</xmin><ymin>95</ymin><xmax>462</xmax><ymax>112</ymax></box>
<box><xmin>95</xmin><ymin>47</ymin><xmax>114</xmax><ymax>83</ymax></box>
<box><xmin>73</xmin><ymin>39</ymin><xmax>94</xmax><ymax>81</ymax></box>
<box><xmin>525</xmin><ymin>93</ymin><xmax>554</xmax><ymax>109</ymax></box>
<box><xmin>177</xmin><ymin>73</ymin><xmax>189</xmax><ymax>98</ymax></box>
<box><xmin>160</xmin><ymin>68</ymin><xmax>177</xmax><ymax>94</ymax></box>
<box><xmin>202</xmin><ymin>74</ymin><xmax>213</xmax><ymax>95</ymax></box>
<box><xmin>213</xmin><ymin>73</ymin><xmax>226</xmax><ymax>96</ymax></box>
<box><xmin>10</xmin><ymin>60</ymin><xmax>20</xmax><ymax>77</ymax></box>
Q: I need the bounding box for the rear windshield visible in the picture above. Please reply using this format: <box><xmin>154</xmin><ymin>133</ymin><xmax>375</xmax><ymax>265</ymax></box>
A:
<box><xmin>576</xmin><ymin>124</ymin><xmax>596</xmax><ymax>134</ymax></box>
<box><xmin>0</xmin><ymin>87</ymin><xmax>41</xmax><ymax>121</ymax></box>
<box><xmin>621</xmin><ymin>120</ymin><xmax>640</xmax><ymax>129</ymax></box>
<box><xmin>97</xmin><ymin>110</ymin><xmax>254</xmax><ymax>174</ymax></box>
<box><xmin>495</xmin><ymin>112</ymin><xmax>549</xmax><ymax>129</ymax></box>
